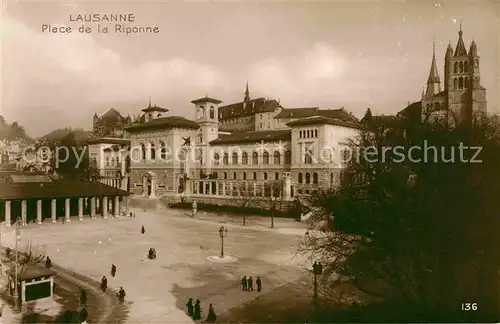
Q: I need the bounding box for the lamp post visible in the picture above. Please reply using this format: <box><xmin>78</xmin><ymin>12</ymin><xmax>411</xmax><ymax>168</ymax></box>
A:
<box><xmin>312</xmin><ymin>261</ymin><xmax>323</xmax><ymax>307</ymax></box>
<box><xmin>218</xmin><ymin>225</ymin><xmax>227</xmax><ymax>258</ymax></box>
<box><xmin>13</xmin><ymin>216</ymin><xmax>21</xmax><ymax>313</ymax></box>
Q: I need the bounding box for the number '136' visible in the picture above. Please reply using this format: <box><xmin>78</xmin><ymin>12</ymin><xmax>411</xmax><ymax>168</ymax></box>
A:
<box><xmin>461</xmin><ymin>303</ymin><xmax>478</xmax><ymax>311</ymax></box>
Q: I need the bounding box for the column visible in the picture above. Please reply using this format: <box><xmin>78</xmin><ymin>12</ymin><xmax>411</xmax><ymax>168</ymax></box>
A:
<box><xmin>36</xmin><ymin>200</ymin><xmax>42</xmax><ymax>224</ymax></box>
<box><xmin>253</xmin><ymin>182</ymin><xmax>257</xmax><ymax>197</ymax></box>
<box><xmin>78</xmin><ymin>198</ymin><xmax>83</xmax><ymax>221</ymax></box>
<box><xmin>65</xmin><ymin>198</ymin><xmax>70</xmax><ymax>222</ymax></box>
<box><xmin>222</xmin><ymin>181</ymin><xmax>226</xmax><ymax>196</ymax></box>
<box><xmin>102</xmin><ymin>196</ymin><xmax>108</xmax><ymax>219</ymax></box>
<box><xmin>284</xmin><ymin>175</ymin><xmax>292</xmax><ymax>200</ymax></box>
<box><xmin>5</xmin><ymin>200</ymin><xmax>11</xmax><ymax>227</ymax></box>
<box><xmin>21</xmin><ymin>200</ymin><xmax>27</xmax><ymax>226</ymax></box>
<box><xmin>51</xmin><ymin>199</ymin><xmax>57</xmax><ymax>223</ymax></box>
<box><xmin>229</xmin><ymin>181</ymin><xmax>233</xmax><ymax>196</ymax></box>
<box><xmin>90</xmin><ymin>197</ymin><xmax>96</xmax><ymax>219</ymax></box>
<box><xmin>209</xmin><ymin>182</ymin><xmax>212</xmax><ymax>195</ymax></box>
<box><xmin>114</xmin><ymin>196</ymin><xmax>120</xmax><ymax>217</ymax></box>
<box><xmin>245</xmin><ymin>182</ymin><xmax>249</xmax><ymax>196</ymax></box>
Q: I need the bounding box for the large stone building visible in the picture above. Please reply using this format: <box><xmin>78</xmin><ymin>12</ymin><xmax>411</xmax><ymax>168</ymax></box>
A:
<box><xmin>92</xmin><ymin>108</ymin><xmax>131</xmax><ymax>138</ymax></box>
<box><xmin>89</xmin><ymin>85</ymin><xmax>360</xmax><ymax>206</ymax></box>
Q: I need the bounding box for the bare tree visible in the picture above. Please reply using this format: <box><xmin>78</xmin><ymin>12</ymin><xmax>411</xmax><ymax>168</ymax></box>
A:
<box><xmin>232</xmin><ymin>180</ymin><xmax>256</xmax><ymax>226</ymax></box>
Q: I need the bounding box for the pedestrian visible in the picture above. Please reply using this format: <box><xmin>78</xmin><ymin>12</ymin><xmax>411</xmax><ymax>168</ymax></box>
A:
<box><xmin>80</xmin><ymin>289</ymin><xmax>87</xmax><ymax>306</ymax></box>
<box><xmin>241</xmin><ymin>276</ymin><xmax>247</xmax><ymax>291</ymax></box>
<box><xmin>248</xmin><ymin>276</ymin><xmax>254</xmax><ymax>291</ymax></box>
<box><xmin>152</xmin><ymin>248</ymin><xmax>156</xmax><ymax>259</ymax></box>
<box><xmin>118</xmin><ymin>287</ymin><xmax>126</xmax><ymax>303</ymax></box>
<box><xmin>256</xmin><ymin>276</ymin><xmax>262</xmax><ymax>292</ymax></box>
<box><xmin>45</xmin><ymin>256</ymin><xmax>52</xmax><ymax>269</ymax></box>
<box><xmin>186</xmin><ymin>298</ymin><xmax>194</xmax><ymax>317</ymax></box>
<box><xmin>141</xmin><ymin>226</ymin><xmax>145</xmax><ymax>234</ymax></box>
<box><xmin>101</xmin><ymin>276</ymin><xmax>107</xmax><ymax>292</ymax></box>
<box><xmin>5</xmin><ymin>247</ymin><xmax>11</xmax><ymax>259</ymax></box>
<box><xmin>129</xmin><ymin>212</ymin><xmax>133</xmax><ymax>218</ymax></box>
<box><xmin>148</xmin><ymin>248</ymin><xmax>153</xmax><ymax>259</ymax></box>
<box><xmin>80</xmin><ymin>306</ymin><xmax>88</xmax><ymax>323</ymax></box>
<box><xmin>193</xmin><ymin>299</ymin><xmax>201</xmax><ymax>320</ymax></box>
<box><xmin>206</xmin><ymin>303</ymin><xmax>217</xmax><ymax>322</ymax></box>
<box><xmin>111</xmin><ymin>264</ymin><xmax>116</xmax><ymax>277</ymax></box>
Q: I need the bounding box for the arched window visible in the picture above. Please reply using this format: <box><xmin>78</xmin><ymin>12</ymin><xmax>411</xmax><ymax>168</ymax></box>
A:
<box><xmin>275</xmin><ymin>172</ymin><xmax>279</xmax><ymax>180</ymax></box>
<box><xmin>242</xmin><ymin>152</ymin><xmax>248</xmax><ymax>164</ymax></box>
<box><xmin>243</xmin><ymin>172</ymin><xmax>247</xmax><ymax>180</ymax></box>
<box><xmin>475</xmin><ymin>77</ymin><xmax>479</xmax><ymax>87</ymax></box>
<box><xmin>223</xmin><ymin>153</ymin><xmax>229</xmax><ymax>165</ymax></box>
<box><xmin>314</xmin><ymin>129</ymin><xmax>318</xmax><ymax>137</ymax></box>
<box><xmin>224</xmin><ymin>172</ymin><xmax>227</xmax><ymax>179</ymax></box>
<box><xmin>307</xmin><ymin>130</ymin><xmax>310</xmax><ymax>138</ymax></box>
<box><xmin>313</xmin><ymin>172</ymin><xmax>318</xmax><ymax>184</ymax></box>
<box><xmin>274</xmin><ymin>151</ymin><xmax>281</xmax><ymax>164</ymax></box>
<box><xmin>305</xmin><ymin>173</ymin><xmax>311</xmax><ymax>184</ymax></box>
<box><xmin>252</xmin><ymin>152</ymin><xmax>258</xmax><ymax>164</ymax></box>
<box><xmin>253</xmin><ymin>172</ymin><xmax>257</xmax><ymax>180</ymax></box>
<box><xmin>141</xmin><ymin>143</ymin><xmax>146</xmax><ymax>160</ymax></box>
<box><xmin>464</xmin><ymin>61</ymin><xmax>469</xmax><ymax>73</ymax></box>
<box><xmin>149</xmin><ymin>143</ymin><xmax>156</xmax><ymax>160</ymax></box>
<box><xmin>475</xmin><ymin>59</ymin><xmax>479</xmax><ymax>68</ymax></box>
<box><xmin>459</xmin><ymin>77</ymin><xmax>463</xmax><ymax>89</ymax></box>
<box><xmin>115</xmin><ymin>157</ymin><xmax>119</xmax><ymax>166</ymax></box>
<box><xmin>263</xmin><ymin>152</ymin><xmax>269</xmax><ymax>164</ymax></box>
<box><xmin>434</xmin><ymin>102</ymin><xmax>439</xmax><ymax>110</ymax></box>
<box><xmin>198</xmin><ymin>134</ymin><xmax>203</xmax><ymax>144</ymax></box>
<box><xmin>453</xmin><ymin>78</ymin><xmax>458</xmax><ymax>89</ymax></box>
<box><xmin>160</xmin><ymin>141</ymin><xmax>166</xmax><ymax>160</ymax></box>
<box><xmin>232</xmin><ymin>152</ymin><xmax>238</xmax><ymax>165</ymax></box>
<box><xmin>464</xmin><ymin>77</ymin><xmax>468</xmax><ymax>89</ymax></box>
<box><xmin>105</xmin><ymin>157</ymin><xmax>110</xmax><ymax>167</ymax></box>
<box><xmin>209</xmin><ymin>106</ymin><xmax>215</xmax><ymax>119</ymax></box>
<box><xmin>213</xmin><ymin>153</ymin><xmax>220</xmax><ymax>165</ymax></box>
<box><xmin>298</xmin><ymin>173</ymin><xmax>303</xmax><ymax>183</ymax></box>
<box><xmin>454</xmin><ymin>62</ymin><xmax>458</xmax><ymax>73</ymax></box>
<box><xmin>299</xmin><ymin>130</ymin><xmax>303</xmax><ymax>138</ymax></box>
<box><xmin>264</xmin><ymin>172</ymin><xmax>268</xmax><ymax>180</ymax></box>
<box><xmin>459</xmin><ymin>61</ymin><xmax>464</xmax><ymax>73</ymax></box>
<box><xmin>233</xmin><ymin>172</ymin><xmax>237</xmax><ymax>179</ymax></box>
<box><xmin>285</xmin><ymin>151</ymin><xmax>291</xmax><ymax>164</ymax></box>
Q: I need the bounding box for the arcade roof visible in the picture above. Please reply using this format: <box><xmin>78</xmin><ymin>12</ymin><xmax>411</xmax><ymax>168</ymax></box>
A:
<box><xmin>7</xmin><ymin>264</ymin><xmax>56</xmax><ymax>280</ymax></box>
<box><xmin>210</xmin><ymin>129</ymin><xmax>291</xmax><ymax>145</ymax></box>
<box><xmin>124</xmin><ymin>116</ymin><xmax>200</xmax><ymax>132</ymax></box>
<box><xmin>0</xmin><ymin>180</ymin><xmax>129</xmax><ymax>200</ymax></box>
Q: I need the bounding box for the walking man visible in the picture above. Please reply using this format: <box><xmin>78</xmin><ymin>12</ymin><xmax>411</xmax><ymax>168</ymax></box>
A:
<box><xmin>186</xmin><ymin>298</ymin><xmax>194</xmax><ymax>317</ymax></box>
<box><xmin>118</xmin><ymin>287</ymin><xmax>126</xmax><ymax>303</ymax></box>
<box><xmin>141</xmin><ymin>226</ymin><xmax>145</xmax><ymax>234</ymax></box>
<box><xmin>256</xmin><ymin>276</ymin><xmax>262</xmax><ymax>292</ymax></box>
<box><xmin>193</xmin><ymin>299</ymin><xmax>201</xmax><ymax>320</ymax></box>
<box><xmin>101</xmin><ymin>276</ymin><xmax>108</xmax><ymax>292</ymax></box>
<box><xmin>45</xmin><ymin>256</ymin><xmax>52</xmax><ymax>269</ymax></box>
<box><xmin>247</xmin><ymin>276</ymin><xmax>254</xmax><ymax>291</ymax></box>
<box><xmin>241</xmin><ymin>276</ymin><xmax>248</xmax><ymax>291</ymax></box>
<box><xmin>206</xmin><ymin>303</ymin><xmax>217</xmax><ymax>322</ymax></box>
<box><xmin>111</xmin><ymin>264</ymin><xmax>116</xmax><ymax>277</ymax></box>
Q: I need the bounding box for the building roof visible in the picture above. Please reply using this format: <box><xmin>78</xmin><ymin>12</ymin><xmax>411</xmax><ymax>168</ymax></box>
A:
<box><xmin>316</xmin><ymin>108</ymin><xmax>359</xmax><ymax>123</ymax></box>
<box><xmin>191</xmin><ymin>96</ymin><xmax>222</xmax><ymax>105</ymax></box>
<box><xmin>0</xmin><ymin>180</ymin><xmax>129</xmax><ymax>200</ymax></box>
<box><xmin>124</xmin><ymin>116</ymin><xmax>200</xmax><ymax>132</ymax></box>
<box><xmin>7</xmin><ymin>264</ymin><xmax>56</xmax><ymax>281</ymax></box>
<box><xmin>427</xmin><ymin>50</ymin><xmax>441</xmax><ymax>84</ymax></box>
<box><xmin>141</xmin><ymin>105</ymin><xmax>169</xmax><ymax>113</ymax></box>
<box><xmin>454</xmin><ymin>30</ymin><xmax>468</xmax><ymax>57</ymax></box>
<box><xmin>219</xmin><ymin>98</ymin><xmax>280</xmax><ymax>120</ymax></box>
<box><xmin>87</xmin><ymin>137</ymin><xmax>131</xmax><ymax>145</ymax></box>
<box><xmin>397</xmin><ymin>101</ymin><xmax>422</xmax><ymax>122</ymax></box>
<box><xmin>275</xmin><ymin>107</ymin><xmax>318</xmax><ymax>119</ymax></box>
<box><xmin>210</xmin><ymin>130</ymin><xmax>291</xmax><ymax>145</ymax></box>
<box><xmin>103</xmin><ymin>144</ymin><xmax>124</xmax><ymax>152</ymax></box>
<box><xmin>287</xmin><ymin>115</ymin><xmax>360</xmax><ymax>129</ymax></box>
<box><xmin>99</xmin><ymin>108</ymin><xmax>125</xmax><ymax>121</ymax></box>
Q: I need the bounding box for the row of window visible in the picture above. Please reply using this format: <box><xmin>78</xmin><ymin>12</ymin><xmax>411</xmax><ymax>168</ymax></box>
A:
<box><xmin>219</xmin><ymin>171</ymin><xmax>281</xmax><ymax>180</ymax></box>
<box><xmin>451</xmin><ymin>76</ymin><xmax>479</xmax><ymax>90</ymax></box>
<box><xmin>221</xmin><ymin>117</ymin><xmax>252</xmax><ymax>125</ymax></box>
<box><xmin>452</xmin><ymin>59</ymin><xmax>478</xmax><ymax>74</ymax></box>
<box><xmin>198</xmin><ymin>105</ymin><xmax>216</xmax><ymax>119</ymax></box>
<box><xmin>214</xmin><ymin>151</ymin><xmax>292</xmax><ymax>165</ymax></box>
<box><xmin>299</xmin><ymin>129</ymin><xmax>318</xmax><ymax>139</ymax></box>
<box><xmin>105</xmin><ymin>156</ymin><xmax>121</xmax><ymax>167</ymax></box>
<box><xmin>298</xmin><ymin>172</ymin><xmax>319</xmax><ymax>184</ymax></box>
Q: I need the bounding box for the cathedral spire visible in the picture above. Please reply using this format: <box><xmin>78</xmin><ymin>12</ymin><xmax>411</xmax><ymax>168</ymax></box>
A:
<box><xmin>244</xmin><ymin>80</ymin><xmax>250</xmax><ymax>102</ymax></box>
<box><xmin>426</xmin><ymin>41</ymin><xmax>441</xmax><ymax>96</ymax></box>
<box><xmin>148</xmin><ymin>95</ymin><xmax>151</xmax><ymax>108</ymax></box>
<box><xmin>454</xmin><ymin>22</ymin><xmax>467</xmax><ymax>57</ymax></box>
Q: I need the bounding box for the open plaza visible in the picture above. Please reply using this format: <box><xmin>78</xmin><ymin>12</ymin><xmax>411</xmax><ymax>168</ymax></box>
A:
<box><xmin>0</xmin><ymin>208</ymin><xmax>311</xmax><ymax>323</ymax></box>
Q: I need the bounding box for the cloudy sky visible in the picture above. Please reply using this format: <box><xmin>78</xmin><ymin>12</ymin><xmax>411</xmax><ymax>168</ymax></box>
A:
<box><xmin>2</xmin><ymin>0</ymin><xmax>499</xmax><ymax>137</ymax></box>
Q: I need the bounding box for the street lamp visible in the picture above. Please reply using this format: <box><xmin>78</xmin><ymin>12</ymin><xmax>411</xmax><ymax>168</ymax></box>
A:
<box><xmin>218</xmin><ymin>226</ymin><xmax>228</xmax><ymax>258</ymax></box>
<box><xmin>13</xmin><ymin>216</ymin><xmax>21</xmax><ymax>313</ymax></box>
<box><xmin>312</xmin><ymin>261</ymin><xmax>323</xmax><ymax>307</ymax></box>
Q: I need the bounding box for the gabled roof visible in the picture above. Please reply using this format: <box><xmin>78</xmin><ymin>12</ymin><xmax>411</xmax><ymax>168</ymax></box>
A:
<box><xmin>316</xmin><ymin>108</ymin><xmax>359</xmax><ymax>123</ymax></box>
<box><xmin>0</xmin><ymin>180</ymin><xmax>130</xmax><ymax>200</ymax></box>
<box><xmin>219</xmin><ymin>98</ymin><xmax>280</xmax><ymax>120</ymax></box>
<box><xmin>99</xmin><ymin>108</ymin><xmax>125</xmax><ymax>121</ymax></box>
<box><xmin>210</xmin><ymin>130</ymin><xmax>291</xmax><ymax>145</ymax></box>
<box><xmin>191</xmin><ymin>96</ymin><xmax>222</xmax><ymax>104</ymax></box>
<box><xmin>142</xmin><ymin>105</ymin><xmax>169</xmax><ymax>113</ymax></box>
<box><xmin>287</xmin><ymin>116</ymin><xmax>360</xmax><ymax>129</ymax></box>
<box><xmin>124</xmin><ymin>116</ymin><xmax>200</xmax><ymax>132</ymax></box>
<box><xmin>275</xmin><ymin>107</ymin><xmax>318</xmax><ymax>119</ymax></box>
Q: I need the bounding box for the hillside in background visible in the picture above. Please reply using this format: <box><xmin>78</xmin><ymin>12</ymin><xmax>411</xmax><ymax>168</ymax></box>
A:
<box><xmin>40</xmin><ymin>127</ymin><xmax>92</xmax><ymax>144</ymax></box>
<box><xmin>0</xmin><ymin>115</ymin><xmax>32</xmax><ymax>142</ymax></box>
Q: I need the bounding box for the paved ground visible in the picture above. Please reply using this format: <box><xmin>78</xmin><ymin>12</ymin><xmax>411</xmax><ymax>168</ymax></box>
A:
<box><xmin>0</xmin><ymin>209</ymin><xmax>310</xmax><ymax>323</ymax></box>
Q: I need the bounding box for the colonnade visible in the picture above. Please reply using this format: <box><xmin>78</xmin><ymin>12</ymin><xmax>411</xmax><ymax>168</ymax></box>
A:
<box><xmin>2</xmin><ymin>196</ymin><xmax>123</xmax><ymax>227</ymax></box>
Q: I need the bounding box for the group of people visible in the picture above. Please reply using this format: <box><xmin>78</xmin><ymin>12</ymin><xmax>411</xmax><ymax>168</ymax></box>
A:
<box><xmin>100</xmin><ymin>264</ymin><xmax>127</xmax><ymax>303</ymax></box>
<box><xmin>241</xmin><ymin>276</ymin><xmax>262</xmax><ymax>292</ymax></box>
<box><xmin>186</xmin><ymin>298</ymin><xmax>217</xmax><ymax>322</ymax></box>
<box><xmin>148</xmin><ymin>248</ymin><xmax>157</xmax><ymax>259</ymax></box>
